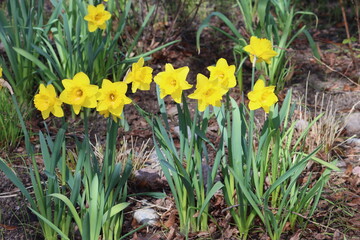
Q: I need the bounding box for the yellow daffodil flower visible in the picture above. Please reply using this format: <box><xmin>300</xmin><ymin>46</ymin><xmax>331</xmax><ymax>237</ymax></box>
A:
<box><xmin>207</xmin><ymin>58</ymin><xmax>236</xmax><ymax>89</ymax></box>
<box><xmin>188</xmin><ymin>74</ymin><xmax>228</xmax><ymax>112</ymax></box>
<box><xmin>124</xmin><ymin>57</ymin><xmax>153</xmax><ymax>93</ymax></box>
<box><xmin>98</xmin><ymin>109</ymin><xmax>124</xmax><ymax>123</ymax></box>
<box><xmin>98</xmin><ymin>110</ymin><xmax>112</xmax><ymax>119</ymax></box>
<box><xmin>154</xmin><ymin>64</ymin><xmax>192</xmax><ymax>103</ymax></box>
<box><xmin>96</xmin><ymin>79</ymin><xmax>132</xmax><ymax>119</ymax></box>
<box><xmin>243</xmin><ymin>36</ymin><xmax>278</xmax><ymax>64</ymax></box>
<box><xmin>84</xmin><ymin>4</ymin><xmax>111</xmax><ymax>32</ymax></box>
<box><xmin>60</xmin><ymin>72</ymin><xmax>99</xmax><ymax>115</ymax></box>
<box><xmin>34</xmin><ymin>84</ymin><xmax>64</xmax><ymax>119</ymax></box>
<box><xmin>247</xmin><ymin>79</ymin><xmax>278</xmax><ymax>113</ymax></box>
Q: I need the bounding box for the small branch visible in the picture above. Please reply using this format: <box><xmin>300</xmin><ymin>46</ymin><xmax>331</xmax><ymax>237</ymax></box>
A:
<box><xmin>339</xmin><ymin>0</ymin><xmax>351</xmax><ymax>47</ymax></box>
<box><xmin>314</xmin><ymin>57</ymin><xmax>360</xmax><ymax>87</ymax></box>
<box><xmin>338</xmin><ymin>0</ymin><xmax>359</xmax><ymax>72</ymax></box>
<box><xmin>354</xmin><ymin>0</ymin><xmax>360</xmax><ymax>44</ymax></box>
<box><xmin>269</xmin><ymin>207</ymin><xmax>345</xmax><ymax>236</ymax></box>
<box><xmin>128</xmin><ymin>196</ymin><xmax>170</xmax><ymax>211</ymax></box>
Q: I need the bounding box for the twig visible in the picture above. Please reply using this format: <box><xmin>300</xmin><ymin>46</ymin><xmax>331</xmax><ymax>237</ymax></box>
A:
<box><xmin>0</xmin><ymin>193</ymin><xmax>20</xmax><ymax>198</ymax></box>
<box><xmin>354</xmin><ymin>0</ymin><xmax>360</xmax><ymax>44</ymax></box>
<box><xmin>339</xmin><ymin>0</ymin><xmax>359</xmax><ymax>71</ymax></box>
<box><xmin>222</xmin><ymin>203</ymin><xmax>251</xmax><ymax>212</ymax></box>
<box><xmin>128</xmin><ymin>196</ymin><xmax>170</xmax><ymax>211</ymax></box>
<box><xmin>0</xmin><ymin>184</ymin><xmax>35</xmax><ymax>197</ymax></box>
<box><xmin>339</xmin><ymin>0</ymin><xmax>351</xmax><ymax>47</ymax></box>
<box><xmin>267</xmin><ymin>207</ymin><xmax>346</xmax><ymax>237</ymax></box>
<box><xmin>314</xmin><ymin>57</ymin><xmax>360</xmax><ymax>87</ymax></box>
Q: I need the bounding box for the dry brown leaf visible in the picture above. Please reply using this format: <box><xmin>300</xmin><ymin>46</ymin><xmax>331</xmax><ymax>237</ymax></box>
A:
<box><xmin>130</xmin><ymin>232</ymin><xmax>138</xmax><ymax>240</ymax></box>
<box><xmin>213</xmin><ymin>194</ymin><xmax>223</xmax><ymax>207</ymax></box>
<box><xmin>223</xmin><ymin>225</ymin><xmax>238</xmax><ymax>238</ymax></box>
<box><xmin>314</xmin><ymin>233</ymin><xmax>326</xmax><ymax>240</ymax></box>
<box><xmin>208</xmin><ymin>223</ymin><xmax>217</xmax><ymax>234</ymax></box>
<box><xmin>345</xmin><ymin>164</ymin><xmax>353</xmax><ymax>176</ymax></box>
<box><xmin>350</xmin><ymin>85</ymin><xmax>360</xmax><ymax>91</ymax></box>
<box><xmin>332</xmin><ymin>176</ymin><xmax>347</xmax><ymax>185</ymax></box>
<box><xmin>196</xmin><ymin>231</ymin><xmax>210</xmax><ymax>238</ymax></box>
<box><xmin>352</xmin><ymin>166</ymin><xmax>360</xmax><ymax>177</ymax></box>
<box><xmin>260</xmin><ymin>233</ymin><xmax>271</xmax><ymax>240</ymax></box>
<box><xmin>332</xmin><ymin>230</ymin><xmax>342</xmax><ymax>240</ymax></box>
<box><xmin>289</xmin><ymin>229</ymin><xmax>302</xmax><ymax>240</ymax></box>
<box><xmin>166</xmin><ymin>227</ymin><xmax>176</xmax><ymax>240</ymax></box>
<box><xmin>164</xmin><ymin>210</ymin><xmax>177</xmax><ymax>228</ymax></box>
<box><xmin>131</xmin><ymin>217</ymin><xmax>139</xmax><ymax>229</ymax></box>
<box><xmin>282</xmin><ymin>221</ymin><xmax>291</xmax><ymax>231</ymax></box>
<box><xmin>343</xmin><ymin>84</ymin><xmax>351</xmax><ymax>91</ymax></box>
<box><xmin>0</xmin><ymin>224</ymin><xmax>18</xmax><ymax>231</ymax></box>
<box><xmin>347</xmin><ymin>214</ymin><xmax>360</xmax><ymax>227</ymax></box>
<box><xmin>325</xmin><ymin>83</ymin><xmax>340</xmax><ymax>91</ymax></box>
<box><xmin>173</xmin><ymin>232</ymin><xmax>185</xmax><ymax>240</ymax></box>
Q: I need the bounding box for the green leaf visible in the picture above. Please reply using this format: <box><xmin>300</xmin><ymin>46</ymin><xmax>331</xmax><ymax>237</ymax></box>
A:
<box><xmin>298</xmin><ymin>155</ymin><xmax>340</xmax><ymax>171</ymax></box>
<box><xmin>128</xmin><ymin>192</ymin><xmax>167</xmax><ymax>198</ymax></box>
<box><xmin>0</xmin><ymin>159</ymin><xmax>35</xmax><ymax>207</ymax></box>
<box><xmin>102</xmin><ymin>202</ymin><xmax>130</xmax><ymax>224</ymax></box>
<box><xmin>89</xmin><ymin>175</ymin><xmax>103</xmax><ymax>240</ymax></box>
<box><xmin>229</xmin><ymin>167</ymin><xmax>264</xmax><ymax>221</ymax></box>
<box><xmin>29</xmin><ymin>207</ymin><xmax>70</xmax><ymax>240</ymax></box>
<box><xmin>12</xmin><ymin>47</ymin><xmax>57</xmax><ymax>80</ymax></box>
<box><xmin>197</xmin><ymin>181</ymin><xmax>223</xmax><ymax>226</ymax></box>
<box><xmin>126</xmin><ymin>5</ymin><xmax>155</xmax><ymax>58</ymax></box>
<box><xmin>196</xmin><ymin>12</ymin><xmax>244</xmax><ymax>53</ymax></box>
<box><xmin>118</xmin><ymin>224</ymin><xmax>147</xmax><ymax>240</ymax></box>
<box><xmin>342</xmin><ymin>37</ymin><xmax>356</xmax><ymax>44</ymax></box>
<box><xmin>303</xmin><ymin>29</ymin><xmax>320</xmax><ymax>59</ymax></box>
<box><xmin>258</xmin><ymin>0</ymin><xmax>269</xmax><ymax>29</ymax></box>
<box><xmin>49</xmin><ymin>193</ymin><xmax>83</xmax><ymax>234</ymax></box>
<box><xmin>264</xmin><ymin>147</ymin><xmax>320</xmax><ymax>199</ymax></box>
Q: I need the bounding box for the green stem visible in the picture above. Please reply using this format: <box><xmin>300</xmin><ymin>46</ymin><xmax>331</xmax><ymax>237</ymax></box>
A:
<box><xmin>61</xmin><ymin>117</ymin><xmax>66</xmax><ymax>188</ymax></box>
<box><xmin>248</xmin><ymin>56</ymin><xmax>261</xmax><ymax>198</ymax></box>
<box><xmin>246</xmin><ymin>57</ymin><xmax>256</xmax><ymax>180</ymax></box>
<box><xmin>83</xmin><ymin>108</ymin><xmax>89</xmax><ymax>139</ymax></box>
<box><xmin>104</xmin><ymin>118</ymin><xmax>112</xmax><ymax>183</ymax></box>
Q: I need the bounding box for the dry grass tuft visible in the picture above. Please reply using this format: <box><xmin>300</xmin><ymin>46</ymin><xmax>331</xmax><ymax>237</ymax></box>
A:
<box><xmin>92</xmin><ymin>135</ymin><xmax>154</xmax><ymax>174</ymax></box>
<box><xmin>294</xmin><ymin>92</ymin><xmax>342</xmax><ymax>161</ymax></box>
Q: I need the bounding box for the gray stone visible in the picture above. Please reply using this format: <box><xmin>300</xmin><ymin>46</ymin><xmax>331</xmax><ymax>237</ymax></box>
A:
<box><xmin>295</xmin><ymin>119</ymin><xmax>309</xmax><ymax>132</ymax></box>
<box><xmin>347</xmin><ymin>138</ymin><xmax>360</xmax><ymax>146</ymax></box>
<box><xmin>133</xmin><ymin>208</ymin><xmax>159</xmax><ymax>226</ymax></box>
<box><xmin>344</xmin><ymin>112</ymin><xmax>360</xmax><ymax>136</ymax></box>
<box><xmin>173</xmin><ymin>126</ymin><xmax>192</xmax><ymax>139</ymax></box>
